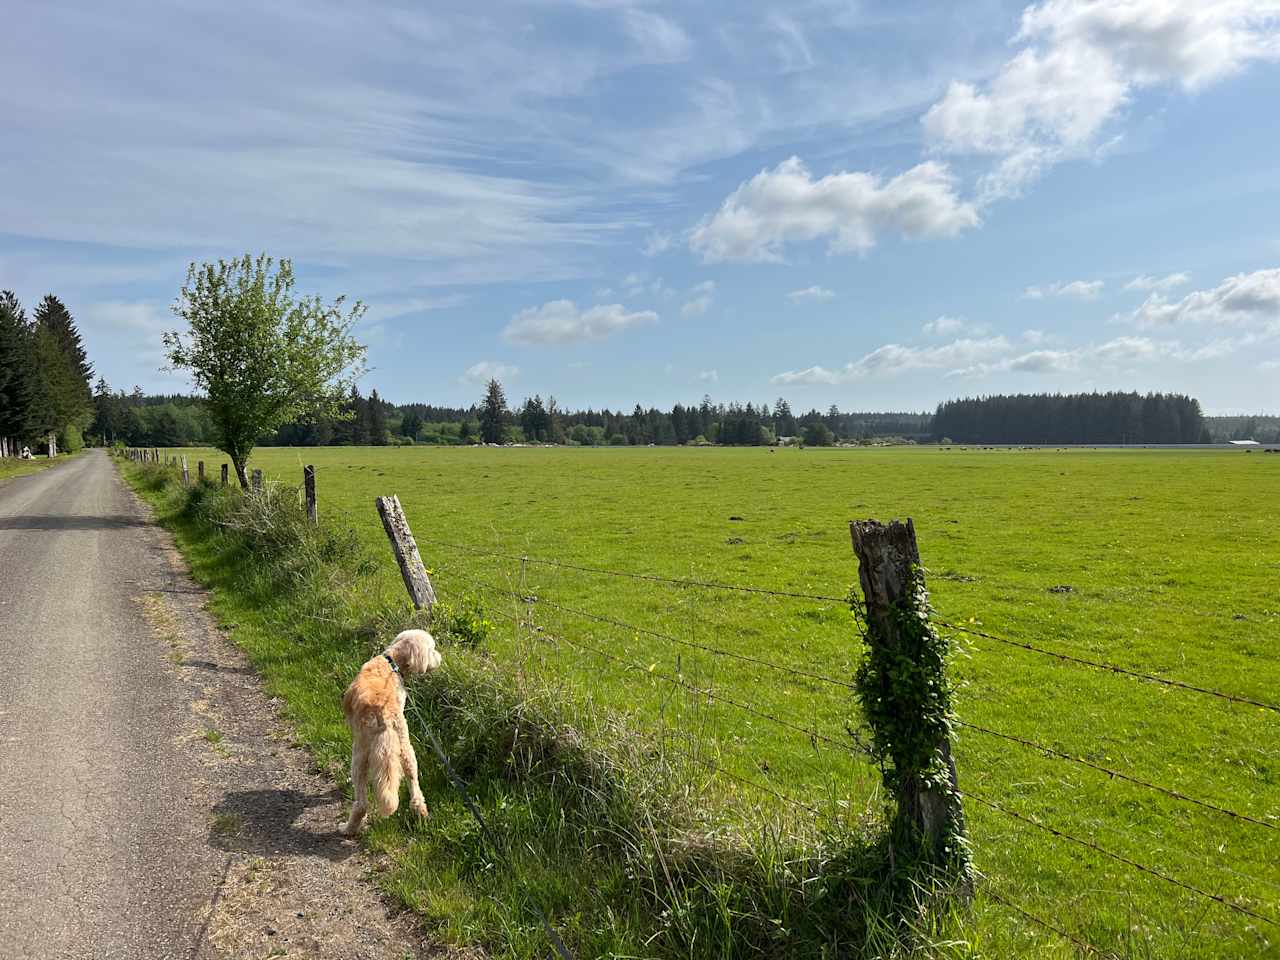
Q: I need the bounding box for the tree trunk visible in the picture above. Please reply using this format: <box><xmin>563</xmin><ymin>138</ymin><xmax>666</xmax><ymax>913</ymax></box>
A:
<box><xmin>234</xmin><ymin>459</ymin><xmax>249</xmax><ymax>490</ymax></box>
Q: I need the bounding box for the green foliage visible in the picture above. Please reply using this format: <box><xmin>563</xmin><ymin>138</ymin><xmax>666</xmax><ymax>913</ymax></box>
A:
<box><xmin>803</xmin><ymin>421</ymin><xmax>835</xmax><ymax>446</ymax></box>
<box><xmin>432</xmin><ymin>593</ymin><xmax>495</xmax><ymax>648</ymax></box>
<box><xmin>852</xmin><ymin>569</ymin><xmax>969</xmax><ymax>880</ymax></box>
<box><xmin>163</xmin><ymin>254</ymin><xmax>367</xmax><ymax>486</ymax></box>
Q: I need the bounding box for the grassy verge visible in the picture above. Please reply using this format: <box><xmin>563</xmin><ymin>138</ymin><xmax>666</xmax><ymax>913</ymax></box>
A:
<box><xmin>0</xmin><ymin>451</ymin><xmax>79</xmax><ymax>483</ymax></box>
<box><xmin>121</xmin><ymin>456</ymin><xmax>984</xmax><ymax>960</ymax></box>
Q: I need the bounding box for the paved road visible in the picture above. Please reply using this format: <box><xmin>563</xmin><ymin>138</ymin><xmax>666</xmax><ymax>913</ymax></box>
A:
<box><xmin>0</xmin><ymin>450</ymin><xmax>228</xmax><ymax>957</ymax></box>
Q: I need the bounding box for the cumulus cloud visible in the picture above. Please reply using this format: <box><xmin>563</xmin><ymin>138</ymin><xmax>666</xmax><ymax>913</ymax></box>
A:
<box><xmin>681</xmin><ymin>280</ymin><xmax>716</xmax><ymax>318</ymax></box>
<box><xmin>1125</xmin><ymin>272</ymin><xmax>1190</xmax><ymax>292</ymax></box>
<box><xmin>689</xmin><ymin>157</ymin><xmax>979</xmax><ymax>262</ymax></box>
<box><xmin>923</xmin><ymin>315</ymin><xmax>990</xmax><ymax>336</ymax></box>
<box><xmin>771</xmin><ymin>336</ymin><xmax>1014</xmax><ymax>384</ymax></box>
<box><xmin>503</xmin><ymin>299</ymin><xmax>659</xmax><ymax>345</ymax></box>
<box><xmin>923</xmin><ymin>1</ymin><xmax>1280</xmax><ymax>198</ymax></box>
<box><xmin>461</xmin><ymin>360</ymin><xmax>519</xmax><ymax>383</ymax></box>
<box><xmin>788</xmin><ymin>285</ymin><xmax>835</xmax><ymax>303</ymax></box>
<box><xmin>1123</xmin><ymin>267</ymin><xmax>1280</xmax><ymax>329</ymax></box>
<box><xmin>1024</xmin><ymin>279</ymin><xmax>1104</xmax><ymax>300</ymax></box>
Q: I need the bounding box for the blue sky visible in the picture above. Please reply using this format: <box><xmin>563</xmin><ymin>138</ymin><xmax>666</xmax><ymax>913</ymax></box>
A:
<box><xmin>3</xmin><ymin>0</ymin><xmax>1279</xmax><ymax>413</ymax></box>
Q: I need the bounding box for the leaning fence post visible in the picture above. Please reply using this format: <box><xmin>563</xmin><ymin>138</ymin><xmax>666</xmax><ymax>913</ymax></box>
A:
<box><xmin>304</xmin><ymin>465</ymin><xmax>317</xmax><ymax>524</ymax></box>
<box><xmin>850</xmin><ymin>518</ymin><xmax>969</xmax><ymax>884</ymax></box>
<box><xmin>181</xmin><ymin>456</ymin><xmax>190</xmax><ymax>486</ymax></box>
<box><xmin>376</xmin><ymin>495</ymin><xmax>436</xmax><ymax>611</ymax></box>
<box><xmin>251</xmin><ymin>469</ymin><xmax>262</xmax><ymax>493</ymax></box>
<box><xmin>220</xmin><ymin>463</ymin><xmax>228</xmax><ymax>486</ymax></box>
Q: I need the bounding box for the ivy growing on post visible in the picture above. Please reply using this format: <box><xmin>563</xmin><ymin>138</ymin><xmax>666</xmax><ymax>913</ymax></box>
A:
<box><xmin>850</xmin><ymin>518</ymin><xmax>971</xmax><ymax>888</ymax></box>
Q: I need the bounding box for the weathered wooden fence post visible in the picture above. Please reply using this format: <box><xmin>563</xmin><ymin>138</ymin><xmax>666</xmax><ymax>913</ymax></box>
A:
<box><xmin>181</xmin><ymin>456</ymin><xmax>190</xmax><ymax>486</ymax></box>
<box><xmin>251</xmin><ymin>469</ymin><xmax>262</xmax><ymax>493</ymax></box>
<box><xmin>376</xmin><ymin>495</ymin><xmax>435</xmax><ymax>611</ymax></box>
<box><xmin>220</xmin><ymin>463</ymin><xmax>228</xmax><ymax>486</ymax></box>
<box><xmin>197</xmin><ymin>461</ymin><xmax>205</xmax><ymax>482</ymax></box>
<box><xmin>304</xmin><ymin>465</ymin><xmax>317</xmax><ymax>524</ymax></box>
<box><xmin>850</xmin><ymin>518</ymin><xmax>968</xmax><ymax>883</ymax></box>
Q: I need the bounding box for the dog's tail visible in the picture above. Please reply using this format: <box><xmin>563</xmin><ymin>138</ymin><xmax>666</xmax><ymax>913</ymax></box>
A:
<box><xmin>370</xmin><ymin>725</ymin><xmax>403</xmax><ymax>816</ymax></box>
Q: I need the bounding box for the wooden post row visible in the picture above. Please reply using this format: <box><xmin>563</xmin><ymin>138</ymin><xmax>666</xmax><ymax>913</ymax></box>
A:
<box><xmin>850</xmin><ymin>518</ymin><xmax>966</xmax><ymax>871</ymax></box>
<box><xmin>375</xmin><ymin>495</ymin><xmax>435</xmax><ymax>611</ymax></box>
<box><xmin>304</xmin><ymin>465</ymin><xmax>317</xmax><ymax>524</ymax></box>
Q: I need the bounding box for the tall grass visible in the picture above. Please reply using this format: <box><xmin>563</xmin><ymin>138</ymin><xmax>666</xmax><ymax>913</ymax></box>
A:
<box><xmin>124</xmin><ymin>457</ymin><xmax>980</xmax><ymax>959</ymax></box>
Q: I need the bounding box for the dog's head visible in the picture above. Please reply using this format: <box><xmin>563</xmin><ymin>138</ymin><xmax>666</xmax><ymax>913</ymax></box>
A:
<box><xmin>386</xmin><ymin>629</ymin><xmax>443</xmax><ymax>676</ymax></box>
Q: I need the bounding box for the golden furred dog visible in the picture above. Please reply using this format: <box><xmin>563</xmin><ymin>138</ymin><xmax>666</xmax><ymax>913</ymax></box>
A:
<box><xmin>341</xmin><ymin>629</ymin><xmax>442</xmax><ymax>835</ymax></box>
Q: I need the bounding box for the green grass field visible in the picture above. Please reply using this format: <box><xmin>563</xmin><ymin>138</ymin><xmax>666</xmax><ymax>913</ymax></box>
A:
<box><xmin>150</xmin><ymin>445</ymin><xmax>1279</xmax><ymax>958</ymax></box>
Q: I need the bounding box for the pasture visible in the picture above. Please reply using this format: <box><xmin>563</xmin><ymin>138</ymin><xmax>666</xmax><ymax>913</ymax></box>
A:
<box><xmin>153</xmin><ymin>445</ymin><xmax>1279</xmax><ymax>958</ymax></box>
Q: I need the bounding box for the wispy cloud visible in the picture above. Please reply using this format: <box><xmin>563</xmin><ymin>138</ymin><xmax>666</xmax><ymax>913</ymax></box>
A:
<box><xmin>771</xmin><ymin>336</ymin><xmax>1013</xmax><ymax>385</ymax></box>
<box><xmin>922</xmin><ymin>315</ymin><xmax>989</xmax><ymax>337</ymax></box>
<box><xmin>1125</xmin><ymin>273</ymin><xmax>1190</xmax><ymax>293</ymax></box>
<box><xmin>680</xmin><ymin>280</ymin><xmax>716</xmax><ymax>318</ymax></box>
<box><xmin>1024</xmin><ymin>280</ymin><xmax>1104</xmax><ymax>300</ymax></box>
<box><xmin>461</xmin><ymin>360</ymin><xmax>519</xmax><ymax>384</ymax></box>
<box><xmin>788</xmin><ymin>285</ymin><xmax>835</xmax><ymax>303</ymax></box>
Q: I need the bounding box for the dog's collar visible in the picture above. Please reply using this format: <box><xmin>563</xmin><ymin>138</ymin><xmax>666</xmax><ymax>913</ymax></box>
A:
<box><xmin>383</xmin><ymin>653</ymin><xmax>400</xmax><ymax>675</ymax></box>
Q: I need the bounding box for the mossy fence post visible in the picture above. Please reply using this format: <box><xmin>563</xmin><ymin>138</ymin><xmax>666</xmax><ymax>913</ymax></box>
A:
<box><xmin>850</xmin><ymin>518</ymin><xmax>970</xmax><ymax>888</ymax></box>
<box><xmin>304</xmin><ymin>465</ymin><xmax>317</xmax><ymax>524</ymax></box>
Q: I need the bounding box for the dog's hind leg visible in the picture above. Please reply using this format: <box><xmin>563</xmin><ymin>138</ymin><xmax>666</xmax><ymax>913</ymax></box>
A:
<box><xmin>395</xmin><ymin>715</ymin><xmax>428</xmax><ymax>818</ymax></box>
<box><xmin>342</xmin><ymin>738</ymin><xmax>371</xmax><ymax>835</ymax></box>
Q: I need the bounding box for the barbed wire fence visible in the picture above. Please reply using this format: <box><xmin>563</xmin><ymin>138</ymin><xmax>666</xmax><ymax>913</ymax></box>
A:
<box><xmin>357</xmin><ymin>502</ymin><xmax>1278</xmax><ymax>955</ymax></box>
<box><xmin>119</xmin><ymin>453</ymin><xmax>1279</xmax><ymax>954</ymax></box>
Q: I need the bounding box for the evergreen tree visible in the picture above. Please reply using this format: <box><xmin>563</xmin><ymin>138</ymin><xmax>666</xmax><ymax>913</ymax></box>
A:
<box><xmin>479</xmin><ymin>379</ymin><xmax>509</xmax><ymax>443</ymax></box>
<box><xmin>369</xmin><ymin>388</ymin><xmax>388</xmax><ymax>444</ymax></box>
<box><xmin>400</xmin><ymin>410</ymin><xmax>423</xmax><ymax>439</ymax></box>
<box><xmin>33</xmin><ymin>295</ymin><xmax>93</xmax><ymax>439</ymax></box>
<box><xmin>0</xmin><ymin>291</ymin><xmax>38</xmax><ymax>441</ymax></box>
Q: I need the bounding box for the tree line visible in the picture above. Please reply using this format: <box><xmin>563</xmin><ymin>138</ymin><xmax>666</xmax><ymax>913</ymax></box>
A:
<box><xmin>0</xmin><ymin>291</ymin><xmax>94</xmax><ymax>452</ymax></box>
<box><xmin>932</xmin><ymin>392</ymin><xmax>1209</xmax><ymax>445</ymax></box>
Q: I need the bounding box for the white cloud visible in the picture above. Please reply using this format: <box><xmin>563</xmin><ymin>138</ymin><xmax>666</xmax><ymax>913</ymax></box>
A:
<box><xmin>1124</xmin><ymin>267</ymin><xmax>1280</xmax><ymax>329</ymax></box>
<box><xmin>503</xmin><ymin>299</ymin><xmax>659</xmax><ymax>345</ymax></box>
<box><xmin>771</xmin><ymin>336</ymin><xmax>1014</xmax><ymax>384</ymax></box>
<box><xmin>923</xmin><ymin>315</ymin><xmax>990</xmax><ymax>336</ymax></box>
<box><xmin>697</xmin><ymin>369</ymin><xmax>719</xmax><ymax>383</ymax></box>
<box><xmin>1024</xmin><ymin>279</ymin><xmax>1104</xmax><ymax>300</ymax></box>
<box><xmin>924</xmin><ymin>1</ymin><xmax>1280</xmax><ymax>198</ymax></box>
<box><xmin>950</xmin><ymin>334</ymin><xmax>1242</xmax><ymax>377</ymax></box>
<box><xmin>689</xmin><ymin>157</ymin><xmax>979</xmax><ymax>262</ymax></box>
<box><xmin>1261</xmin><ymin>359</ymin><xmax>1280</xmax><ymax>371</ymax></box>
<box><xmin>681</xmin><ymin>280</ymin><xmax>716</xmax><ymax>317</ymax></box>
<box><xmin>788</xmin><ymin>285</ymin><xmax>835</xmax><ymax>303</ymax></box>
<box><xmin>642</xmin><ymin>231</ymin><xmax>673</xmax><ymax>257</ymax></box>
<box><xmin>1125</xmin><ymin>272</ymin><xmax>1190</xmax><ymax>292</ymax></box>
<box><xmin>461</xmin><ymin>360</ymin><xmax>519</xmax><ymax>384</ymax></box>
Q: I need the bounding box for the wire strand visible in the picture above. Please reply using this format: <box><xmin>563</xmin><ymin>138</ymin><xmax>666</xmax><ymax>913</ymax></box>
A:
<box><xmin>938</xmin><ymin>619</ymin><xmax>1280</xmax><ymax>714</ymax></box>
<box><xmin>955</xmin><ymin>720</ymin><xmax>1277</xmax><ymax>831</ymax></box>
<box><xmin>419</xmin><ymin>533</ymin><xmax>851</xmax><ymax>604</ymax></box>
<box><xmin>964</xmin><ymin>790</ymin><xmax>1278</xmax><ymax>929</ymax></box>
<box><xmin>981</xmin><ymin>885</ymin><xmax>1111</xmax><ymax>957</ymax></box>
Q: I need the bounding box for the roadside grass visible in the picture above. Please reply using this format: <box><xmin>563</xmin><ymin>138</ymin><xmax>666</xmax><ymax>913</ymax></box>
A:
<box><xmin>138</xmin><ymin>446</ymin><xmax>1279</xmax><ymax>958</ymax></box>
<box><xmin>0</xmin><ymin>451</ymin><xmax>78</xmax><ymax>483</ymax></box>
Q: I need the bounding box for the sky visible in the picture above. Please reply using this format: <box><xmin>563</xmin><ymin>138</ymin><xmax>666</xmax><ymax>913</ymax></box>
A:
<box><xmin>3</xmin><ymin>0</ymin><xmax>1279</xmax><ymax>414</ymax></box>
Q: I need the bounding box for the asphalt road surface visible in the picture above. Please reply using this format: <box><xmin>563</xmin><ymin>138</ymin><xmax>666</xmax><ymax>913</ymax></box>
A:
<box><xmin>0</xmin><ymin>452</ymin><xmax>437</xmax><ymax>960</ymax></box>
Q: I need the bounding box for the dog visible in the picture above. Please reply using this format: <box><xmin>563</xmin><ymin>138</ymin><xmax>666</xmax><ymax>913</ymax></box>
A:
<box><xmin>341</xmin><ymin>629</ymin><xmax>443</xmax><ymax>835</ymax></box>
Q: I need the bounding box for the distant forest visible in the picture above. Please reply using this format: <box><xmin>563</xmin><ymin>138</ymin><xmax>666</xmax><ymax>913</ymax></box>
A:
<box><xmin>933</xmin><ymin>392</ymin><xmax>1209</xmax><ymax>445</ymax></box>
<box><xmin>91</xmin><ymin>383</ymin><xmax>1272</xmax><ymax>448</ymax></box>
